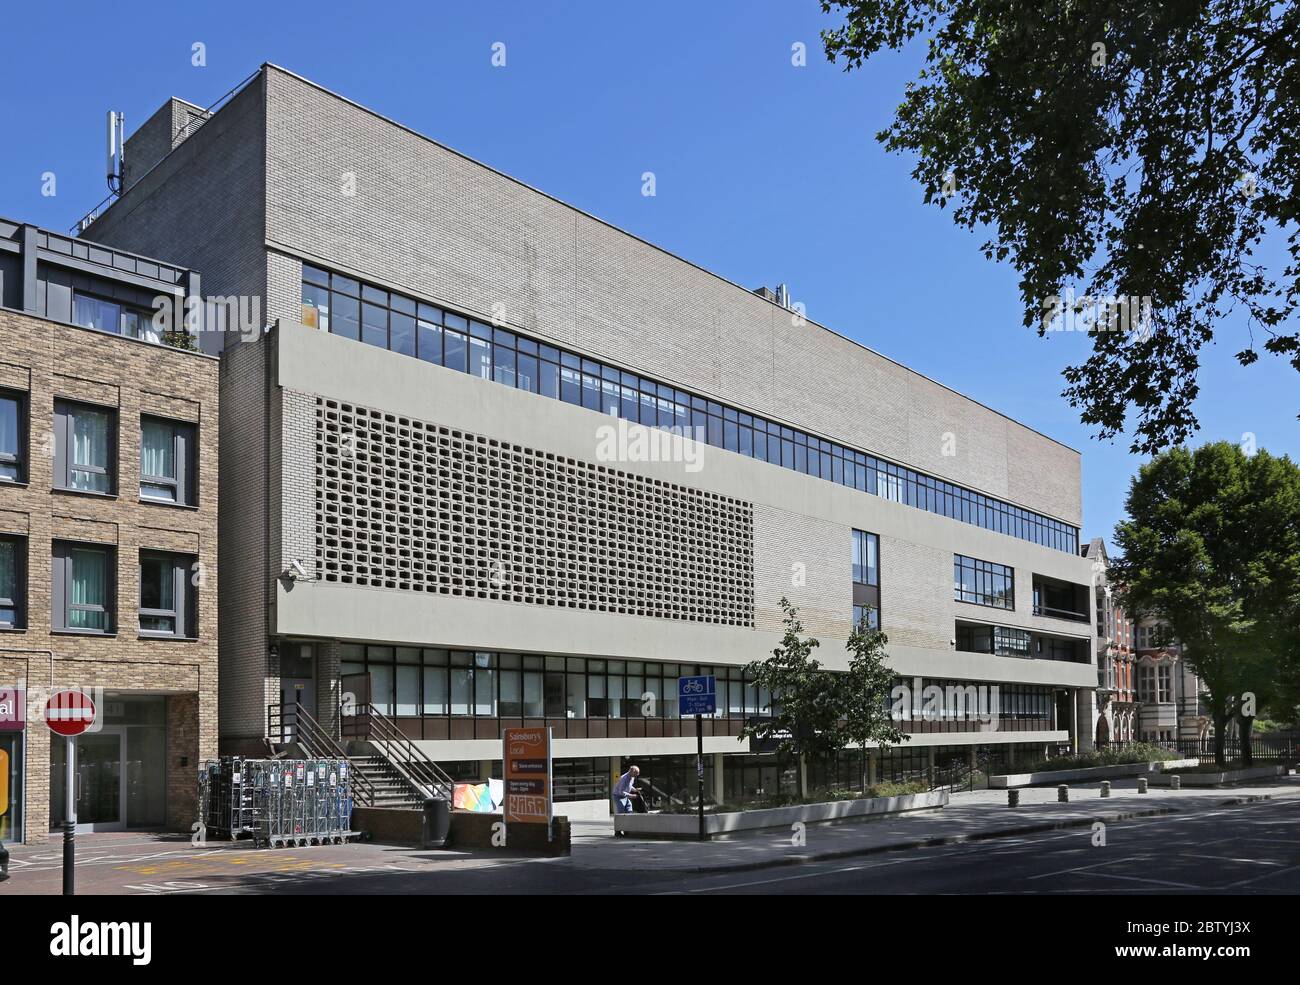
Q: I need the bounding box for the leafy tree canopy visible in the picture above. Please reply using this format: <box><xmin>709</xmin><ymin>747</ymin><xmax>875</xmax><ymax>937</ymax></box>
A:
<box><xmin>1109</xmin><ymin>441</ymin><xmax>1300</xmax><ymax>759</ymax></box>
<box><xmin>822</xmin><ymin>1</ymin><xmax>1299</xmax><ymax>452</ymax></box>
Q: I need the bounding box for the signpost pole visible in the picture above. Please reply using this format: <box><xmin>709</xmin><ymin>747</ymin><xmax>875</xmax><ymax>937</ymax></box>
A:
<box><xmin>696</xmin><ymin>713</ymin><xmax>704</xmax><ymax>841</ymax></box>
<box><xmin>63</xmin><ymin>735</ymin><xmax>75</xmax><ymax>896</ymax></box>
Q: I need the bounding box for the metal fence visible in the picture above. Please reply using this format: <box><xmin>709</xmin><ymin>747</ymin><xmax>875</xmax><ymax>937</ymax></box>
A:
<box><xmin>1105</xmin><ymin>735</ymin><xmax>1300</xmax><ymax>765</ymax></box>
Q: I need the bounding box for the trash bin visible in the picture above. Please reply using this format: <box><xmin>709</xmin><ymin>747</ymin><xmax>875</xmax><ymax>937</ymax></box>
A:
<box><xmin>421</xmin><ymin>798</ymin><xmax>450</xmax><ymax>848</ymax></box>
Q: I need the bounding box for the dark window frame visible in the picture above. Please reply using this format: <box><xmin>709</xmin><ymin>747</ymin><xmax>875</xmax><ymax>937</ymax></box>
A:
<box><xmin>53</xmin><ymin>399</ymin><xmax>118</xmax><ymax>495</ymax></box>
<box><xmin>139</xmin><ymin>415</ymin><xmax>197</xmax><ymax>506</ymax></box>
<box><xmin>138</xmin><ymin>549</ymin><xmax>198</xmax><ymax>639</ymax></box>
<box><xmin>52</xmin><ymin>541</ymin><xmax>116</xmax><ymax>634</ymax></box>
<box><xmin>954</xmin><ymin>554</ymin><xmax>1015</xmax><ymax>610</ymax></box>
<box><xmin>72</xmin><ymin>290</ymin><xmax>160</xmax><ymax>342</ymax></box>
<box><xmin>0</xmin><ymin>533</ymin><xmax>26</xmax><ymax>629</ymax></box>
<box><xmin>0</xmin><ymin>388</ymin><xmax>27</xmax><ymax>484</ymax></box>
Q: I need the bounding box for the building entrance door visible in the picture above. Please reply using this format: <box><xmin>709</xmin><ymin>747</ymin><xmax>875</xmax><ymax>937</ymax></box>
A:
<box><xmin>77</xmin><ymin>730</ymin><xmax>124</xmax><ymax>831</ymax></box>
<box><xmin>280</xmin><ymin>642</ymin><xmax>317</xmax><ymax>739</ymax></box>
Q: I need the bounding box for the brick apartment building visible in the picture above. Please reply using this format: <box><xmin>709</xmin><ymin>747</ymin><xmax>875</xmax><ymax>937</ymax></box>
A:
<box><xmin>0</xmin><ymin>218</ymin><xmax>218</xmax><ymax>843</ymax></box>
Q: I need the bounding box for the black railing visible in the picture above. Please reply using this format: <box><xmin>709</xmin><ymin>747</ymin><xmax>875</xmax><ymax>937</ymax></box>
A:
<box><xmin>1110</xmin><ymin>735</ymin><xmax>1300</xmax><ymax>765</ymax></box>
<box><xmin>342</xmin><ymin>701</ymin><xmax>456</xmax><ymax>800</ymax></box>
<box><xmin>1032</xmin><ymin>603</ymin><xmax>1092</xmax><ymax>623</ymax></box>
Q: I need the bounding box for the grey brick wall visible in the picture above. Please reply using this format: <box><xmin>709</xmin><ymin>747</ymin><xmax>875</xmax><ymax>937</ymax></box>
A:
<box><xmin>216</xmin><ymin>334</ymin><xmax>271</xmax><ymax>743</ymax></box>
<box><xmin>122</xmin><ymin>98</ymin><xmax>212</xmax><ymax>192</ymax></box>
<box><xmin>259</xmin><ymin>65</ymin><xmax>1081</xmax><ymax>524</ymax></box>
<box><xmin>84</xmin><ymin>78</ymin><xmax>268</xmax><ymax>356</ymax></box>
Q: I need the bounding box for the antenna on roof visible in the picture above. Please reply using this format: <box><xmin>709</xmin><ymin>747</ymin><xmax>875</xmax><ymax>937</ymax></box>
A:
<box><xmin>106</xmin><ymin>110</ymin><xmax>125</xmax><ymax>195</ymax></box>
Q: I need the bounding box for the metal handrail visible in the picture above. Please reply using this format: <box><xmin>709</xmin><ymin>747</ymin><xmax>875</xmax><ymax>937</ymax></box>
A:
<box><xmin>1032</xmin><ymin>603</ymin><xmax>1091</xmax><ymax>622</ymax></box>
<box><xmin>360</xmin><ymin>703</ymin><xmax>455</xmax><ymax>799</ymax></box>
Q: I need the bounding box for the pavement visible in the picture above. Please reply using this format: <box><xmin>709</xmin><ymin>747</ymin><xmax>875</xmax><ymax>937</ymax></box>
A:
<box><xmin>565</xmin><ymin>773</ymin><xmax>1300</xmax><ymax>873</ymax></box>
<box><xmin>1</xmin><ymin>773</ymin><xmax>1296</xmax><ymax>894</ymax></box>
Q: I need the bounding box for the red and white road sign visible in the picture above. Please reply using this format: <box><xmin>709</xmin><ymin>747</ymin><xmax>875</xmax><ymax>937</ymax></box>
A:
<box><xmin>44</xmin><ymin>690</ymin><xmax>97</xmax><ymax>737</ymax></box>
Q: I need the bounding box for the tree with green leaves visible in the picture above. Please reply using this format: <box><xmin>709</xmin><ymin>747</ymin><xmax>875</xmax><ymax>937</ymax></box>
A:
<box><xmin>1109</xmin><ymin>442</ymin><xmax>1300</xmax><ymax>766</ymax></box>
<box><xmin>821</xmin><ymin>1</ymin><xmax>1300</xmax><ymax>452</ymax></box>
<box><xmin>741</xmin><ymin>598</ymin><xmax>846</xmax><ymax>796</ymax></box>
<box><xmin>840</xmin><ymin>612</ymin><xmax>909</xmax><ymax>791</ymax></box>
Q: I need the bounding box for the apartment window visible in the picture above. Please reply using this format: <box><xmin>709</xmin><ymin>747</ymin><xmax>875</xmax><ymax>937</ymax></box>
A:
<box><xmin>73</xmin><ymin>292</ymin><xmax>161</xmax><ymax>343</ymax></box>
<box><xmin>0</xmin><ymin>390</ymin><xmax>25</xmax><ymax>482</ymax></box>
<box><xmin>0</xmin><ymin>535</ymin><xmax>25</xmax><ymax>629</ymax></box>
<box><xmin>1157</xmin><ymin>664</ymin><xmax>1172</xmax><ymax>703</ymax></box>
<box><xmin>140</xmin><ymin>416</ymin><xmax>196</xmax><ymax>505</ymax></box>
<box><xmin>954</xmin><ymin>554</ymin><xmax>1014</xmax><ymax>609</ymax></box>
<box><xmin>139</xmin><ymin>551</ymin><xmax>197</xmax><ymax>638</ymax></box>
<box><xmin>54</xmin><ymin>400</ymin><xmax>116</xmax><ymax>494</ymax></box>
<box><xmin>297</xmin><ymin>265</ymin><xmax>1083</xmax><ymax>556</ymax></box>
<box><xmin>852</xmin><ymin>530</ymin><xmax>879</xmax><ymax>586</ymax></box>
<box><xmin>53</xmin><ymin>542</ymin><xmax>115</xmax><ymax>633</ymax></box>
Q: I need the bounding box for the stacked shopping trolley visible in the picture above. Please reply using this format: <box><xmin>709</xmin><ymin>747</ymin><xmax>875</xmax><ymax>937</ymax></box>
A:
<box><xmin>198</xmin><ymin>757</ymin><xmax>358</xmax><ymax>848</ymax></box>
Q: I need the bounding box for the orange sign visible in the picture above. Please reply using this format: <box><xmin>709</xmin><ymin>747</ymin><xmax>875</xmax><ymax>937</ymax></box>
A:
<box><xmin>503</xmin><ymin>727</ymin><xmax>552</xmax><ymax>829</ymax></box>
<box><xmin>0</xmin><ymin>748</ymin><xmax>8</xmax><ymax>817</ymax></box>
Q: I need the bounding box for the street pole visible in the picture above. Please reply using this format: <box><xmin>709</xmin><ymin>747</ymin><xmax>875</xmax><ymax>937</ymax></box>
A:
<box><xmin>696</xmin><ymin>713</ymin><xmax>704</xmax><ymax>841</ymax></box>
<box><xmin>63</xmin><ymin>735</ymin><xmax>76</xmax><ymax>896</ymax></box>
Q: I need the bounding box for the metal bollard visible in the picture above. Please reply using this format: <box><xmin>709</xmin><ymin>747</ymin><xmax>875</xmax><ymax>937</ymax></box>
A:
<box><xmin>1008</xmin><ymin>789</ymin><xmax>1020</xmax><ymax>808</ymax></box>
<box><xmin>1137</xmin><ymin>777</ymin><xmax>1148</xmax><ymax>794</ymax></box>
<box><xmin>1057</xmin><ymin>784</ymin><xmax>1069</xmax><ymax>803</ymax></box>
<box><xmin>1171</xmin><ymin>775</ymin><xmax>1181</xmax><ymax>790</ymax></box>
<box><xmin>1100</xmin><ymin>780</ymin><xmax>1111</xmax><ymax>798</ymax></box>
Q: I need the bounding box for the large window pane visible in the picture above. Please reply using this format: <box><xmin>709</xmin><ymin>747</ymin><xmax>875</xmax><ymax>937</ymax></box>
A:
<box><xmin>0</xmin><ymin>395</ymin><xmax>20</xmax><ymax>481</ymax></box>
<box><xmin>361</xmin><ymin>302</ymin><xmax>388</xmax><ymax>349</ymax></box>
<box><xmin>331</xmin><ymin>293</ymin><xmax>360</xmax><ymax>341</ymax></box>
<box><xmin>69</xmin><ymin>407</ymin><xmax>111</xmax><ymax>493</ymax></box>
<box><xmin>0</xmin><ymin>538</ymin><xmax>18</xmax><ymax>626</ymax></box>
<box><xmin>73</xmin><ymin>294</ymin><xmax>120</xmax><ymax>334</ymax></box>
<box><xmin>390</xmin><ymin>312</ymin><xmax>416</xmax><ymax>357</ymax></box>
<box><xmin>301</xmin><ymin>282</ymin><xmax>330</xmax><ymax>331</ymax></box>
<box><xmin>68</xmin><ymin>548</ymin><xmax>107</xmax><ymax>630</ymax></box>
<box><xmin>396</xmin><ymin>665</ymin><xmax>419</xmax><ymax>716</ymax></box>
<box><xmin>443</xmin><ymin>330</ymin><xmax>468</xmax><ymax>373</ymax></box>
<box><xmin>469</xmin><ymin>335</ymin><xmax>492</xmax><ymax>380</ymax></box>
<box><xmin>422</xmin><ymin>666</ymin><xmax>448</xmax><ymax>715</ymax></box>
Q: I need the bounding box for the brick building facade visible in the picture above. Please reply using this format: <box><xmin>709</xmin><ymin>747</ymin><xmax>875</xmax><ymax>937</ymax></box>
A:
<box><xmin>0</xmin><ymin>220</ymin><xmax>218</xmax><ymax>843</ymax></box>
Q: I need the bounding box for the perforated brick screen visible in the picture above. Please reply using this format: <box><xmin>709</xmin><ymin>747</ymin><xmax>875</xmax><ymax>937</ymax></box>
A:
<box><xmin>314</xmin><ymin>398</ymin><xmax>755</xmax><ymax>625</ymax></box>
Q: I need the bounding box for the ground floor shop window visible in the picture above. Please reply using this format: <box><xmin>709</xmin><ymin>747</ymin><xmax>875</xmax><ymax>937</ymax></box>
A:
<box><xmin>0</xmin><ymin>730</ymin><xmax>22</xmax><ymax>842</ymax></box>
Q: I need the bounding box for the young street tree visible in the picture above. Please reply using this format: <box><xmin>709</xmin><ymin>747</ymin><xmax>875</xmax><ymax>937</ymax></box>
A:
<box><xmin>840</xmin><ymin>612</ymin><xmax>909</xmax><ymax>791</ymax></box>
<box><xmin>741</xmin><ymin>598</ymin><xmax>846</xmax><ymax>796</ymax></box>
<box><xmin>821</xmin><ymin>2</ymin><xmax>1300</xmax><ymax>453</ymax></box>
<box><xmin>1109</xmin><ymin>442</ymin><xmax>1300</xmax><ymax>766</ymax></box>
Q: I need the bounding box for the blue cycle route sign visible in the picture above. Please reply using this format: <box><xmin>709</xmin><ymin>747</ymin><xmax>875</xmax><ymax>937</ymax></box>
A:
<box><xmin>678</xmin><ymin>675</ymin><xmax>716</xmax><ymax>716</ymax></box>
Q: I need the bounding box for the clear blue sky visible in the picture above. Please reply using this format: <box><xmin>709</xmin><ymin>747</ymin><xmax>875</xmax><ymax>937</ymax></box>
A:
<box><xmin>2</xmin><ymin>1</ymin><xmax>1293</xmax><ymax>550</ymax></box>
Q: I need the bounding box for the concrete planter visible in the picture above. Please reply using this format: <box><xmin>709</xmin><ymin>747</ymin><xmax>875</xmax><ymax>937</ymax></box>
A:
<box><xmin>989</xmin><ymin>759</ymin><xmax>1198</xmax><ymax>789</ymax></box>
<box><xmin>614</xmin><ymin>790</ymin><xmax>949</xmax><ymax>839</ymax></box>
<box><xmin>1149</xmin><ymin>764</ymin><xmax>1290</xmax><ymax>787</ymax></box>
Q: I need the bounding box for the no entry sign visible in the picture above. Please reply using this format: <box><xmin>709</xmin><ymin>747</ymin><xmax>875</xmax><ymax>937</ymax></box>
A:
<box><xmin>44</xmin><ymin>690</ymin><xmax>97</xmax><ymax>737</ymax></box>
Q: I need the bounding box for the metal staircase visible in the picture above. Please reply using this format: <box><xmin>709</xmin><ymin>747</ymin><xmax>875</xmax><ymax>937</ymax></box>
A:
<box><xmin>268</xmin><ymin>699</ymin><xmax>454</xmax><ymax>810</ymax></box>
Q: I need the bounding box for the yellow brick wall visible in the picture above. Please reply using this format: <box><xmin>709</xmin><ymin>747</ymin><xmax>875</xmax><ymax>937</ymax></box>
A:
<box><xmin>0</xmin><ymin>309</ymin><xmax>219</xmax><ymax>843</ymax></box>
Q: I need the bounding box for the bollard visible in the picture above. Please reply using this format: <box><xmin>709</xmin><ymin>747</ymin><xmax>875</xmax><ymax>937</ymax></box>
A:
<box><xmin>1137</xmin><ymin>777</ymin><xmax>1148</xmax><ymax>794</ymax></box>
<box><xmin>1100</xmin><ymin>780</ymin><xmax>1111</xmax><ymax>798</ymax></box>
<box><xmin>1171</xmin><ymin>775</ymin><xmax>1181</xmax><ymax>791</ymax></box>
<box><xmin>1057</xmin><ymin>784</ymin><xmax>1069</xmax><ymax>803</ymax></box>
<box><xmin>1008</xmin><ymin>789</ymin><xmax>1020</xmax><ymax>808</ymax></box>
